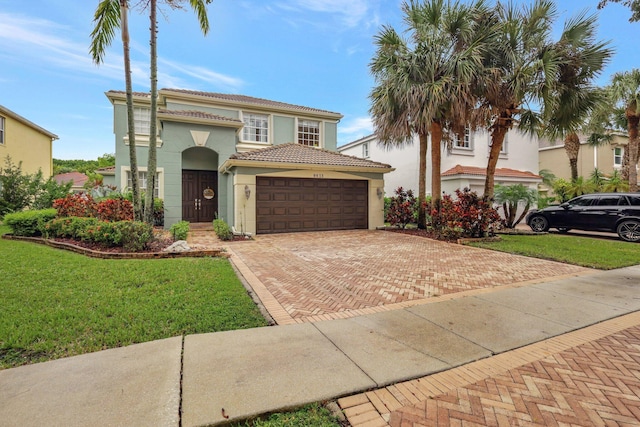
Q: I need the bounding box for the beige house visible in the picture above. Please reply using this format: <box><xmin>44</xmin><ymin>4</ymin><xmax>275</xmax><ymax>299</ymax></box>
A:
<box><xmin>538</xmin><ymin>134</ymin><xmax>633</xmax><ymax>185</ymax></box>
<box><xmin>0</xmin><ymin>105</ymin><xmax>58</xmax><ymax>177</ymax></box>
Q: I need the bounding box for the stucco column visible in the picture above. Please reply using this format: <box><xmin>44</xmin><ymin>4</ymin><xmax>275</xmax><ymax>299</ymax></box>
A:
<box><xmin>369</xmin><ymin>179</ymin><xmax>385</xmax><ymax>229</ymax></box>
<box><xmin>233</xmin><ymin>174</ymin><xmax>257</xmax><ymax>235</ymax></box>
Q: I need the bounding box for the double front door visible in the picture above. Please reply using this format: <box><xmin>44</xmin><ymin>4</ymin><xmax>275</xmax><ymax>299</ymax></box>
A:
<box><xmin>182</xmin><ymin>170</ymin><xmax>218</xmax><ymax>223</ymax></box>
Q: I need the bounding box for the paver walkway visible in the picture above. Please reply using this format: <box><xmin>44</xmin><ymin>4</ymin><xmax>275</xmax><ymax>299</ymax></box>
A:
<box><xmin>340</xmin><ymin>311</ymin><xmax>640</xmax><ymax>426</ymax></box>
<box><xmin>221</xmin><ymin>230</ymin><xmax>591</xmax><ymax>324</ymax></box>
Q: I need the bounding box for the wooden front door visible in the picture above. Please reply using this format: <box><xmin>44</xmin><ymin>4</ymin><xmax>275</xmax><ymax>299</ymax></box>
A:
<box><xmin>182</xmin><ymin>170</ymin><xmax>218</xmax><ymax>223</ymax></box>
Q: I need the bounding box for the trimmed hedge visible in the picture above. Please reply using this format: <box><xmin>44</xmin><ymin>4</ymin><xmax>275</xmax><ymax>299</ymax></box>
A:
<box><xmin>44</xmin><ymin>217</ymin><xmax>153</xmax><ymax>251</ymax></box>
<box><xmin>213</xmin><ymin>218</ymin><xmax>233</xmax><ymax>241</ymax></box>
<box><xmin>3</xmin><ymin>209</ymin><xmax>57</xmax><ymax>236</ymax></box>
<box><xmin>170</xmin><ymin>220</ymin><xmax>190</xmax><ymax>240</ymax></box>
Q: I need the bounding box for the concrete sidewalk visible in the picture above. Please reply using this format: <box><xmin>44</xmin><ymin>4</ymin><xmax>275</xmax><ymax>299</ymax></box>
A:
<box><xmin>1</xmin><ymin>265</ymin><xmax>639</xmax><ymax>426</ymax></box>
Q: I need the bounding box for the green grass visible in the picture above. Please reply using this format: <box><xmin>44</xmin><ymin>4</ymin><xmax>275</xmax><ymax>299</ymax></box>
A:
<box><xmin>232</xmin><ymin>404</ymin><xmax>342</xmax><ymax>427</ymax></box>
<box><xmin>0</xmin><ymin>224</ymin><xmax>267</xmax><ymax>369</ymax></box>
<box><xmin>468</xmin><ymin>233</ymin><xmax>640</xmax><ymax>270</ymax></box>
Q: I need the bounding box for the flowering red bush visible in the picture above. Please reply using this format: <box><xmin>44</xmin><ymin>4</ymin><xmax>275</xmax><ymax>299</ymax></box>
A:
<box><xmin>385</xmin><ymin>187</ymin><xmax>417</xmax><ymax>228</ymax></box>
<box><xmin>96</xmin><ymin>198</ymin><xmax>133</xmax><ymax>222</ymax></box>
<box><xmin>53</xmin><ymin>194</ymin><xmax>97</xmax><ymax>218</ymax></box>
<box><xmin>430</xmin><ymin>188</ymin><xmax>500</xmax><ymax>239</ymax></box>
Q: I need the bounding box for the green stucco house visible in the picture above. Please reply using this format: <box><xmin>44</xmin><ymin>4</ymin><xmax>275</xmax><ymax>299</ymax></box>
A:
<box><xmin>106</xmin><ymin>89</ymin><xmax>392</xmax><ymax>234</ymax></box>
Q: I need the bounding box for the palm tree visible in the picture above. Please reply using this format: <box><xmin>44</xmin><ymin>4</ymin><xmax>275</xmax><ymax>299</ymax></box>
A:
<box><xmin>607</xmin><ymin>70</ymin><xmax>640</xmax><ymax>192</ymax></box>
<box><xmin>144</xmin><ymin>0</ymin><xmax>211</xmax><ymax>224</ymax></box>
<box><xmin>541</xmin><ymin>12</ymin><xmax>613</xmax><ymax>181</ymax></box>
<box><xmin>91</xmin><ymin>0</ymin><xmax>212</xmax><ymax>224</ymax></box>
<box><xmin>602</xmin><ymin>169</ymin><xmax>630</xmax><ymax>192</ymax></box>
<box><xmin>90</xmin><ymin>0</ymin><xmax>143</xmax><ymax>221</ymax></box>
<box><xmin>598</xmin><ymin>0</ymin><xmax>640</xmax><ymax>22</ymax></box>
<box><xmin>494</xmin><ymin>184</ymin><xmax>537</xmax><ymax>228</ymax></box>
<box><xmin>369</xmin><ymin>0</ymin><xmax>492</xmax><ymax>228</ymax></box>
<box><xmin>477</xmin><ymin>0</ymin><xmax>559</xmax><ymax>200</ymax></box>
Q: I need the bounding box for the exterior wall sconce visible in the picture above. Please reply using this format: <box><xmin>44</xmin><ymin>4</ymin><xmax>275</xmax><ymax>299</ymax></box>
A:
<box><xmin>377</xmin><ymin>187</ymin><xmax>384</xmax><ymax>199</ymax></box>
<box><xmin>244</xmin><ymin>185</ymin><xmax>251</xmax><ymax>200</ymax></box>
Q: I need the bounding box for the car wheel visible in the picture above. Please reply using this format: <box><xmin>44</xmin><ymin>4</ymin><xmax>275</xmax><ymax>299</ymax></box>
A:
<box><xmin>557</xmin><ymin>227</ymin><xmax>571</xmax><ymax>233</ymax></box>
<box><xmin>617</xmin><ymin>220</ymin><xmax>640</xmax><ymax>242</ymax></box>
<box><xmin>529</xmin><ymin>215</ymin><xmax>549</xmax><ymax>232</ymax></box>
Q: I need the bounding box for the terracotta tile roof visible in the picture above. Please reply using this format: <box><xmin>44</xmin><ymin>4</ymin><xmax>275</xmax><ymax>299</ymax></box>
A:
<box><xmin>442</xmin><ymin>165</ymin><xmax>541</xmax><ymax>179</ymax></box>
<box><xmin>161</xmin><ymin>88</ymin><xmax>342</xmax><ymax>117</ymax></box>
<box><xmin>106</xmin><ymin>90</ymin><xmax>150</xmax><ymax>98</ymax></box>
<box><xmin>157</xmin><ymin>109</ymin><xmax>242</xmax><ymax>124</ymax></box>
<box><xmin>54</xmin><ymin>172</ymin><xmax>88</xmax><ymax>187</ymax></box>
<box><xmin>229</xmin><ymin>143</ymin><xmax>392</xmax><ymax>169</ymax></box>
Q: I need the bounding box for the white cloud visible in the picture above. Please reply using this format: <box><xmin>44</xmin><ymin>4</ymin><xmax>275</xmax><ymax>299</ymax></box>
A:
<box><xmin>338</xmin><ymin>116</ymin><xmax>373</xmax><ymax>145</ymax></box>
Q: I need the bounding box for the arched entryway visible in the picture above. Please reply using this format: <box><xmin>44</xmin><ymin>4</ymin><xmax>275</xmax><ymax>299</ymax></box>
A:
<box><xmin>181</xmin><ymin>147</ymin><xmax>218</xmax><ymax>223</ymax></box>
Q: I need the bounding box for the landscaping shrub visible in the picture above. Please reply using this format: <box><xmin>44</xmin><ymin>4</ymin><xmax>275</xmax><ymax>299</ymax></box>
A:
<box><xmin>3</xmin><ymin>209</ymin><xmax>57</xmax><ymax>236</ymax></box>
<box><xmin>431</xmin><ymin>188</ymin><xmax>501</xmax><ymax>239</ymax></box>
<box><xmin>170</xmin><ymin>220</ymin><xmax>190</xmax><ymax>240</ymax></box>
<box><xmin>53</xmin><ymin>193</ymin><xmax>98</xmax><ymax>218</ymax></box>
<box><xmin>96</xmin><ymin>197</ymin><xmax>133</xmax><ymax>222</ymax></box>
<box><xmin>44</xmin><ymin>217</ymin><xmax>99</xmax><ymax>240</ymax></box>
<box><xmin>152</xmin><ymin>198</ymin><xmax>164</xmax><ymax>227</ymax></box>
<box><xmin>385</xmin><ymin>187</ymin><xmax>417</xmax><ymax>228</ymax></box>
<box><xmin>213</xmin><ymin>218</ymin><xmax>233</xmax><ymax>241</ymax></box>
<box><xmin>84</xmin><ymin>221</ymin><xmax>123</xmax><ymax>247</ymax></box>
<box><xmin>117</xmin><ymin>221</ymin><xmax>153</xmax><ymax>252</ymax></box>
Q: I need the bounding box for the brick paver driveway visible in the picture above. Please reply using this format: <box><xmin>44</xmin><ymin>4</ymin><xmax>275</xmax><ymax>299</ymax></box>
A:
<box><xmin>226</xmin><ymin>230</ymin><xmax>591</xmax><ymax>324</ymax></box>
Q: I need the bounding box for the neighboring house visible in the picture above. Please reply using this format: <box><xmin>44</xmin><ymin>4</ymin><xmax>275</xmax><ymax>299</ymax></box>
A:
<box><xmin>96</xmin><ymin>166</ymin><xmax>116</xmax><ymax>188</ymax></box>
<box><xmin>0</xmin><ymin>104</ymin><xmax>58</xmax><ymax>177</ymax></box>
<box><xmin>538</xmin><ymin>134</ymin><xmax>636</xmax><ymax>185</ymax></box>
<box><xmin>106</xmin><ymin>89</ymin><xmax>392</xmax><ymax>234</ymax></box>
<box><xmin>53</xmin><ymin>172</ymin><xmax>89</xmax><ymax>193</ymax></box>
<box><xmin>338</xmin><ymin>129</ymin><xmax>541</xmax><ymax>197</ymax></box>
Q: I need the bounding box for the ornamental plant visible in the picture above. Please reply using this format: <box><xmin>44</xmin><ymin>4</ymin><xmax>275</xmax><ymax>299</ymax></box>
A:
<box><xmin>53</xmin><ymin>193</ymin><xmax>98</xmax><ymax>218</ymax></box>
<box><xmin>385</xmin><ymin>187</ymin><xmax>417</xmax><ymax>229</ymax></box>
<box><xmin>431</xmin><ymin>188</ymin><xmax>500</xmax><ymax>239</ymax></box>
<box><xmin>96</xmin><ymin>198</ymin><xmax>133</xmax><ymax>222</ymax></box>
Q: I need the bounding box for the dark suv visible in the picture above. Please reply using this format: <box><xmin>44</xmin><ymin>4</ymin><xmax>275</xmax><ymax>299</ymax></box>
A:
<box><xmin>526</xmin><ymin>193</ymin><xmax>640</xmax><ymax>242</ymax></box>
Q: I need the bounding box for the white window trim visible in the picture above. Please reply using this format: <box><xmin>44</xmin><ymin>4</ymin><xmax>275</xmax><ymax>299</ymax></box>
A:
<box><xmin>614</xmin><ymin>146</ymin><xmax>623</xmax><ymax>168</ymax></box>
<box><xmin>0</xmin><ymin>116</ymin><xmax>5</xmax><ymax>145</ymax></box>
<box><xmin>362</xmin><ymin>142</ymin><xmax>369</xmax><ymax>158</ymax></box>
<box><xmin>120</xmin><ymin>166</ymin><xmax>164</xmax><ymax>199</ymax></box>
<box><xmin>296</xmin><ymin>118</ymin><xmax>323</xmax><ymax>148</ymax></box>
<box><xmin>240</xmin><ymin>111</ymin><xmax>271</xmax><ymax>144</ymax></box>
<box><xmin>450</xmin><ymin>127</ymin><xmax>474</xmax><ymax>155</ymax></box>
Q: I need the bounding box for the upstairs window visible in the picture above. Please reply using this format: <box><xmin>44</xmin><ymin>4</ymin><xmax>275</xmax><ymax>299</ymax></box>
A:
<box><xmin>133</xmin><ymin>107</ymin><xmax>151</xmax><ymax>135</ymax></box>
<box><xmin>298</xmin><ymin>119</ymin><xmax>320</xmax><ymax>147</ymax></box>
<box><xmin>0</xmin><ymin>116</ymin><xmax>4</xmax><ymax>144</ymax></box>
<box><xmin>362</xmin><ymin>142</ymin><xmax>369</xmax><ymax>158</ymax></box>
<box><xmin>453</xmin><ymin>127</ymin><xmax>471</xmax><ymax>149</ymax></box>
<box><xmin>614</xmin><ymin>147</ymin><xmax>623</xmax><ymax>167</ymax></box>
<box><xmin>242</xmin><ymin>113</ymin><xmax>269</xmax><ymax>143</ymax></box>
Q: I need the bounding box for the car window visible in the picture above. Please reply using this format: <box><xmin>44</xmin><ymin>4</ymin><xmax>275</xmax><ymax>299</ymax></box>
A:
<box><xmin>628</xmin><ymin>196</ymin><xmax>640</xmax><ymax>206</ymax></box>
<box><xmin>596</xmin><ymin>196</ymin><xmax>622</xmax><ymax>206</ymax></box>
<box><xmin>569</xmin><ymin>197</ymin><xmax>595</xmax><ymax>207</ymax></box>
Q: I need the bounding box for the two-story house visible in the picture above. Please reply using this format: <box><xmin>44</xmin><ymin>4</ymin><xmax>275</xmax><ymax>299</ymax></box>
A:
<box><xmin>0</xmin><ymin>104</ymin><xmax>58</xmax><ymax>177</ymax></box>
<box><xmin>106</xmin><ymin>89</ymin><xmax>392</xmax><ymax>234</ymax></box>
<box><xmin>538</xmin><ymin>133</ymin><xmax>635</xmax><ymax>185</ymax></box>
<box><xmin>338</xmin><ymin>128</ymin><xmax>541</xmax><ymax>198</ymax></box>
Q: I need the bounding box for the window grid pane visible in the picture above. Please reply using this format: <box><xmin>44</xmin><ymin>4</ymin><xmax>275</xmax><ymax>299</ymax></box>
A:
<box><xmin>134</xmin><ymin>107</ymin><xmax>151</xmax><ymax>135</ymax></box>
<box><xmin>454</xmin><ymin>128</ymin><xmax>471</xmax><ymax>148</ymax></box>
<box><xmin>127</xmin><ymin>171</ymin><xmax>159</xmax><ymax>197</ymax></box>
<box><xmin>298</xmin><ymin>120</ymin><xmax>320</xmax><ymax>147</ymax></box>
<box><xmin>614</xmin><ymin>147</ymin><xmax>623</xmax><ymax>166</ymax></box>
<box><xmin>243</xmin><ymin>113</ymin><xmax>268</xmax><ymax>143</ymax></box>
<box><xmin>0</xmin><ymin>116</ymin><xmax>4</xmax><ymax>144</ymax></box>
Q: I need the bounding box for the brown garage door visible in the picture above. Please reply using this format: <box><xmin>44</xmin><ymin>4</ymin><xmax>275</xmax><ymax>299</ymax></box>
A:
<box><xmin>256</xmin><ymin>177</ymin><xmax>368</xmax><ymax>234</ymax></box>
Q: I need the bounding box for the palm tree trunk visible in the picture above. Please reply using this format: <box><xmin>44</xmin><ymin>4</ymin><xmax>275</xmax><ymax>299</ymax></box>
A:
<box><xmin>121</xmin><ymin>0</ymin><xmax>142</xmax><ymax>221</ymax></box>
<box><xmin>628</xmin><ymin>112</ymin><xmax>639</xmax><ymax>192</ymax></box>
<box><xmin>417</xmin><ymin>132</ymin><xmax>428</xmax><ymax>229</ymax></box>
<box><xmin>564</xmin><ymin>132</ymin><xmax>580</xmax><ymax>181</ymax></box>
<box><xmin>145</xmin><ymin>0</ymin><xmax>158</xmax><ymax>225</ymax></box>
<box><xmin>430</xmin><ymin>121</ymin><xmax>443</xmax><ymax>207</ymax></box>
<box><xmin>484</xmin><ymin>121</ymin><xmax>509</xmax><ymax>200</ymax></box>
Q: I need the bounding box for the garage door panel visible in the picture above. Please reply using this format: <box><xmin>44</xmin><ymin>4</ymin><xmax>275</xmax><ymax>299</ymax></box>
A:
<box><xmin>256</xmin><ymin>177</ymin><xmax>368</xmax><ymax>234</ymax></box>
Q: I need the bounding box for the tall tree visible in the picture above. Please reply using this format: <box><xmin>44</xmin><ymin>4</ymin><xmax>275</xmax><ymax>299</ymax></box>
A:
<box><xmin>607</xmin><ymin>70</ymin><xmax>640</xmax><ymax>192</ymax></box>
<box><xmin>90</xmin><ymin>0</ymin><xmax>143</xmax><ymax>221</ymax></box>
<box><xmin>144</xmin><ymin>0</ymin><xmax>212</xmax><ymax>224</ymax></box>
<box><xmin>369</xmin><ymin>0</ymin><xmax>493</xmax><ymax>228</ymax></box>
<box><xmin>477</xmin><ymin>0</ymin><xmax>558</xmax><ymax>200</ymax></box>
<box><xmin>541</xmin><ymin>12</ymin><xmax>613</xmax><ymax>181</ymax></box>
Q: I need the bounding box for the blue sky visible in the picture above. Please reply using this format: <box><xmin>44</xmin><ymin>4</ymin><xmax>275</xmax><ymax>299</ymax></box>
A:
<box><xmin>0</xmin><ymin>0</ymin><xmax>637</xmax><ymax>160</ymax></box>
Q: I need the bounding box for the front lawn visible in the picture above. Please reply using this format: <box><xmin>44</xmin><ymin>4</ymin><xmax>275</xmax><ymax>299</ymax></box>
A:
<box><xmin>468</xmin><ymin>233</ymin><xmax>640</xmax><ymax>270</ymax></box>
<box><xmin>0</xmin><ymin>224</ymin><xmax>267</xmax><ymax>369</ymax></box>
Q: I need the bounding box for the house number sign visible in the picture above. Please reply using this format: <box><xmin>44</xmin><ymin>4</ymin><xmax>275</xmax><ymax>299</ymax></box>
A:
<box><xmin>203</xmin><ymin>188</ymin><xmax>215</xmax><ymax>199</ymax></box>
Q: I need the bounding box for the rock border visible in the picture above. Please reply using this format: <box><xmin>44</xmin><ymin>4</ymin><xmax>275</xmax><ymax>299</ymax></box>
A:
<box><xmin>2</xmin><ymin>234</ymin><xmax>227</xmax><ymax>260</ymax></box>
